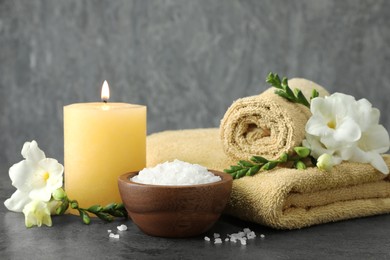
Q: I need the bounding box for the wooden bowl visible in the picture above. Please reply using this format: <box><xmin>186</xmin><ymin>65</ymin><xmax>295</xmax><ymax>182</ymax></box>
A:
<box><xmin>118</xmin><ymin>170</ymin><xmax>233</xmax><ymax>238</ymax></box>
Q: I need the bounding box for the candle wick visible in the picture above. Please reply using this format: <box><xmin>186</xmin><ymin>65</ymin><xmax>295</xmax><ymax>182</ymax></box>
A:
<box><xmin>103</xmin><ymin>100</ymin><xmax>108</xmax><ymax>104</ymax></box>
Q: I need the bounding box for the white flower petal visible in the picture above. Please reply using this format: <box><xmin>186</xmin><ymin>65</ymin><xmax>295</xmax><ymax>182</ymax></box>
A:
<box><xmin>305</xmin><ymin>116</ymin><xmax>334</xmax><ymax>137</ymax></box>
<box><xmin>349</xmin><ymin>148</ymin><xmax>389</xmax><ymax>174</ymax></box>
<box><xmin>333</xmin><ymin>117</ymin><xmax>361</xmax><ymax>142</ymax></box>
<box><xmin>331</xmin><ymin>155</ymin><xmax>343</xmax><ymax>165</ymax></box>
<box><xmin>4</xmin><ymin>190</ymin><xmax>32</xmax><ymax>212</ymax></box>
<box><xmin>355</xmin><ymin>99</ymin><xmax>379</xmax><ymax>130</ymax></box>
<box><xmin>303</xmin><ymin>134</ymin><xmax>334</xmax><ymax>158</ymax></box>
<box><xmin>327</xmin><ymin>93</ymin><xmax>356</xmax><ymax>118</ymax></box>
<box><xmin>368</xmin><ymin>152</ymin><xmax>389</xmax><ymax>174</ymax></box>
<box><xmin>38</xmin><ymin>158</ymin><xmax>64</xmax><ymax>178</ymax></box>
<box><xmin>320</xmin><ymin>135</ymin><xmax>340</xmax><ymax>150</ymax></box>
<box><xmin>38</xmin><ymin>158</ymin><xmax>64</xmax><ymax>191</ymax></box>
<box><xmin>349</xmin><ymin>147</ymin><xmax>370</xmax><ymax>163</ymax></box>
<box><xmin>29</xmin><ymin>187</ymin><xmax>52</xmax><ymax>202</ymax></box>
<box><xmin>310</xmin><ymin>97</ymin><xmax>328</xmax><ymax>116</ymax></box>
<box><xmin>9</xmin><ymin>160</ymin><xmax>36</xmax><ymax>192</ymax></box>
<box><xmin>337</xmin><ymin>145</ymin><xmax>357</xmax><ymax>161</ymax></box>
<box><xmin>21</xmin><ymin>140</ymin><xmax>45</xmax><ymax>163</ymax></box>
<box><xmin>358</xmin><ymin>125</ymin><xmax>390</xmax><ymax>153</ymax></box>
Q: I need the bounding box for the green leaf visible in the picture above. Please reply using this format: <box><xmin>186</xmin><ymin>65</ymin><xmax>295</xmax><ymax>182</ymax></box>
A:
<box><xmin>87</xmin><ymin>205</ymin><xmax>103</xmax><ymax>214</ymax></box>
<box><xmin>115</xmin><ymin>203</ymin><xmax>125</xmax><ymax>210</ymax></box>
<box><xmin>251</xmin><ymin>156</ymin><xmax>269</xmax><ymax>164</ymax></box>
<box><xmin>248</xmin><ymin>165</ymin><xmax>261</xmax><ymax>176</ymax></box>
<box><xmin>281</xmin><ymin>77</ymin><xmax>288</xmax><ymax>88</ymax></box>
<box><xmin>238</xmin><ymin>160</ymin><xmax>254</xmax><ymax>167</ymax></box>
<box><xmin>224</xmin><ymin>165</ymin><xmax>241</xmax><ymax>173</ymax></box>
<box><xmin>274</xmin><ymin>89</ymin><xmax>293</xmax><ymax>101</ymax></box>
<box><xmin>236</xmin><ymin>168</ymin><xmax>249</xmax><ymax>178</ymax></box>
<box><xmin>230</xmin><ymin>171</ymin><xmax>238</xmax><ymax>179</ymax></box>
<box><xmin>266</xmin><ymin>72</ymin><xmax>281</xmax><ymax>88</ymax></box>
<box><xmin>311</xmin><ymin>89</ymin><xmax>319</xmax><ymax>100</ymax></box>
<box><xmin>267</xmin><ymin>72</ymin><xmax>316</xmax><ymax>109</ymax></box>
<box><xmin>110</xmin><ymin>210</ymin><xmax>126</xmax><ymax>218</ymax></box>
<box><xmin>295</xmin><ymin>89</ymin><xmax>310</xmax><ymax>107</ymax></box>
<box><xmin>103</xmin><ymin>203</ymin><xmax>116</xmax><ymax>211</ymax></box>
<box><xmin>262</xmin><ymin>161</ymin><xmax>278</xmax><ymax>171</ymax></box>
<box><xmin>284</xmin><ymin>84</ymin><xmax>295</xmax><ymax>98</ymax></box>
<box><xmin>79</xmin><ymin>209</ymin><xmax>91</xmax><ymax>225</ymax></box>
<box><xmin>95</xmin><ymin>212</ymin><xmax>114</xmax><ymax>222</ymax></box>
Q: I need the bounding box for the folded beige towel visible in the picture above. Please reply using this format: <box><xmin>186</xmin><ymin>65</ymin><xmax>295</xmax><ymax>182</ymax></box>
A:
<box><xmin>147</xmin><ymin>128</ymin><xmax>237</xmax><ymax>171</ymax></box>
<box><xmin>220</xmin><ymin>78</ymin><xmax>329</xmax><ymax>161</ymax></box>
<box><xmin>147</xmin><ymin>128</ymin><xmax>390</xmax><ymax>229</ymax></box>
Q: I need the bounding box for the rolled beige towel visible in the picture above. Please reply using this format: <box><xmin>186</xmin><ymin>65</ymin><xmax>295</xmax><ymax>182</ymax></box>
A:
<box><xmin>220</xmin><ymin>78</ymin><xmax>329</xmax><ymax>161</ymax></box>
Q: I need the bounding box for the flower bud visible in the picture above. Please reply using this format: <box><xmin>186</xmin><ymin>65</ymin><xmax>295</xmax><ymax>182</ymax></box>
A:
<box><xmin>79</xmin><ymin>210</ymin><xmax>91</xmax><ymax>225</ymax></box>
<box><xmin>294</xmin><ymin>147</ymin><xmax>311</xmax><ymax>158</ymax></box>
<box><xmin>295</xmin><ymin>160</ymin><xmax>307</xmax><ymax>170</ymax></box>
<box><xmin>70</xmin><ymin>200</ymin><xmax>79</xmax><ymax>209</ymax></box>
<box><xmin>317</xmin><ymin>153</ymin><xmax>334</xmax><ymax>171</ymax></box>
<box><xmin>52</xmin><ymin>188</ymin><xmax>67</xmax><ymax>201</ymax></box>
<box><xmin>278</xmin><ymin>152</ymin><xmax>288</xmax><ymax>163</ymax></box>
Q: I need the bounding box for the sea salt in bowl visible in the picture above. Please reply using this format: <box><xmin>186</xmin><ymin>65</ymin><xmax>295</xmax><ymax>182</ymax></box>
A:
<box><xmin>117</xmin><ymin>162</ymin><xmax>232</xmax><ymax>238</ymax></box>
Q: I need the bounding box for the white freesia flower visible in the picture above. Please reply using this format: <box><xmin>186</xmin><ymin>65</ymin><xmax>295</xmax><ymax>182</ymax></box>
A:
<box><xmin>4</xmin><ymin>141</ymin><xmax>64</xmax><ymax>212</ymax></box>
<box><xmin>303</xmin><ymin>93</ymin><xmax>390</xmax><ymax>174</ymax></box>
<box><xmin>23</xmin><ymin>200</ymin><xmax>53</xmax><ymax>228</ymax></box>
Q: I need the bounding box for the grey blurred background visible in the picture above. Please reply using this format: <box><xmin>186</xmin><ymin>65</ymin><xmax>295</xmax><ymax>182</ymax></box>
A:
<box><xmin>1</xmin><ymin>0</ymin><xmax>389</xmax><ymax>167</ymax></box>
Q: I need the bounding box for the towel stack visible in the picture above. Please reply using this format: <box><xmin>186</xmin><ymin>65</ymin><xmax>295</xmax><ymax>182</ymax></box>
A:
<box><xmin>146</xmin><ymin>78</ymin><xmax>390</xmax><ymax>229</ymax></box>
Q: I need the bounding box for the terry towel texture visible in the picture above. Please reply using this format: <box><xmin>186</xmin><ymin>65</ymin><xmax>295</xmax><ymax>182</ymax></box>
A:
<box><xmin>220</xmin><ymin>78</ymin><xmax>329</xmax><ymax>161</ymax></box>
<box><xmin>147</xmin><ymin>128</ymin><xmax>390</xmax><ymax>229</ymax></box>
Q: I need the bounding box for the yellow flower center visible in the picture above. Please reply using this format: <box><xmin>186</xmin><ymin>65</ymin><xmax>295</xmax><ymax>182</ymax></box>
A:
<box><xmin>43</xmin><ymin>172</ymin><xmax>50</xmax><ymax>181</ymax></box>
<box><xmin>327</xmin><ymin>120</ymin><xmax>336</xmax><ymax>129</ymax></box>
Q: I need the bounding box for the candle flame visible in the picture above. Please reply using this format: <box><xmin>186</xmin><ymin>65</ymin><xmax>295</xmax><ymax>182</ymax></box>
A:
<box><xmin>101</xmin><ymin>80</ymin><xmax>110</xmax><ymax>102</ymax></box>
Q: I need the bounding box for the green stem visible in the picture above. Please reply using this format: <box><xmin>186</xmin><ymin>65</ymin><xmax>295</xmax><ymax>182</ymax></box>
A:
<box><xmin>224</xmin><ymin>147</ymin><xmax>312</xmax><ymax>179</ymax></box>
<box><xmin>266</xmin><ymin>72</ymin><xmax>319</xmax><ymax>108</ymax></box>
<box><xmin>58</xmin><ymin>196</ymin><xmax>127</xmax><ymax>225</ymax></box>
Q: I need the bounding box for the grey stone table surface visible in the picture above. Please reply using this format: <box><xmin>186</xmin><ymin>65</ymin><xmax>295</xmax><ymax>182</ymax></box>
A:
<box><xmin>1</xmin><ymin>164</ymin><xmax>390</xmax><ymax>260</ymax></box>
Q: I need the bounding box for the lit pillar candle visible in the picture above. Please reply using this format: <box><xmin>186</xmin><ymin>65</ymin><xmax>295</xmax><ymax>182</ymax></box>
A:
<box><xmin>64</xmin><ymin>81</ymin><xmax>146</xmax><ymax>210</ymax></box>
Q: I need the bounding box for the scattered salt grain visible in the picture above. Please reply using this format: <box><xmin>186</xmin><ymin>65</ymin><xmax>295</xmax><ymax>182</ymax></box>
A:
<box><xmin>132</xmin><ymin>160</ymin><xmax>221</xmax><ymax>185</ymax></box>
<box><xmin>109</xmin><ymin>233</ymin><xmax>120</xmax><ymax>239</ymax></box>
<box><xmin>204</xmin><ymin>227</ymin><xmax>261</xmax><ymax>245</ymax></box>
<box><xmin>117</xmin><ymin>224</ymin><xmax>128</xmax><ymax>231</ymax></box>
<box><xmin>107</xmin><ymin>230</ymin><xmax>112</xmax><ymax>233</ymax></box>
<box><xmin>247</xmin><ymin>231</ymin><xmax>256</xmax><ymax>239</ymax></box>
